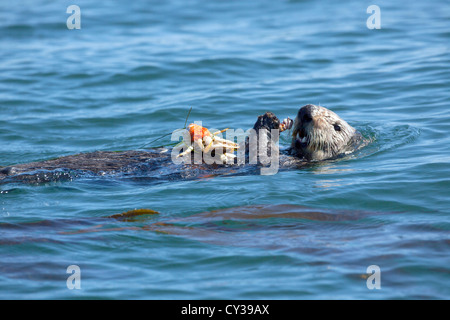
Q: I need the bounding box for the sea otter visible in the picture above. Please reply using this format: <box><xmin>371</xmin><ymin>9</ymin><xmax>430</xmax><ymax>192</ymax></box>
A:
<box><xmin>289</xmin><ymin>104</ymin><xmax>363</xmax><ymax>161</ymax></box>
<box><xmin>0</xmin><ymin>105</ymin><xmax>364</xmax><ymax>184</ymax></box>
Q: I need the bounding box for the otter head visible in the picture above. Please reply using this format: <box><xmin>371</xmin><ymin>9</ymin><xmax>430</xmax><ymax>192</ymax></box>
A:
<box><xmin>290</xmin><ymin>104</ymin><xmax>358</xmax><ymax>161</ymax></box>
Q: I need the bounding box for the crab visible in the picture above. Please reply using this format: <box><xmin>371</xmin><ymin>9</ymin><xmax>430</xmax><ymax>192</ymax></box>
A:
<box><xmin>176</xmin><ymin>123</ymin><xmax>240</xmax><ymax>162</ymax></box>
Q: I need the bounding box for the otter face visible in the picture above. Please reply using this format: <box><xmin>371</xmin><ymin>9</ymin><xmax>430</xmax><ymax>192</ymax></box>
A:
<box><xmin>290</xmin><ymin>104</ymin><xmax>357</xmax><ymax>161</ymax></box>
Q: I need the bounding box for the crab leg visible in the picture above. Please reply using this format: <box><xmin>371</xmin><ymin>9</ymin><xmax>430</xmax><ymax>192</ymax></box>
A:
<box><xmin>210</xmin><ymin>136</ymin><xmax>239</xmax><ymax>147</ymax></box>
<box><xmin>211</xmin><ymin>142</ymin><xmax>239</xmax><ymax>151</ymax></box>
<box><xmin>220</xmin><ymin>152</ymin><xmax>237</xmax><ymax>163</ymax></box>
<box><xmin>202</xmin><ymin>136</ymin><xmax>214</xmax><ymax>153</ymax></box>
<box><xmin>212</xmin><ymin>128</ymin><xmax>229</xmax><ymax>135</ymax></box>
<box><xmin>176</xmin><ymin>138</ymin><xmax>204</xmax><ymax>158</ymax></box>
<box><xmin>176</xmin><ymin>145</ymin><xmax>194</xmax><ymax>158</ymax></box>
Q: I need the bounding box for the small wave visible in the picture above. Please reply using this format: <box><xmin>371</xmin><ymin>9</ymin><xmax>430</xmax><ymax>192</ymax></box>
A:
<box><xmin>350</xmin><ymin>123</ymin><xmax>420</xmax><ymax>160</ymax></box>
<box><xmin>1</xmin><ymin>169</ymin><xmax>77</xmax><ymax>186</ymax></box>
<box><xmin>74</xmin><ymin>65</ymin><xmax>168</xmax><ymax>88</ymax></box>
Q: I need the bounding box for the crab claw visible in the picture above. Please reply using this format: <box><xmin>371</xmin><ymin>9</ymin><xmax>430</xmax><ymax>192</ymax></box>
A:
<box><xmin>280</xmin><ymin>118</ymin><xmax>293</xmax><ymax>132</ymax></box>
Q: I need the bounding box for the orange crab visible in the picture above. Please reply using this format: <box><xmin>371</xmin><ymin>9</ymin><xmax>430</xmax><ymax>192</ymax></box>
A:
<box><xmin>177</xmin><ymin>123</ymin><xmax>239</xmax><ymax>162</ymax></box>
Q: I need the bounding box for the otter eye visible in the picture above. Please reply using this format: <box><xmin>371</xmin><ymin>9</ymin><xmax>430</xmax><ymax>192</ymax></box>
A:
<box><xmin>334</xmin><ymin>124</ymin><xmax>341</xmax><ymax>131</ymax></box>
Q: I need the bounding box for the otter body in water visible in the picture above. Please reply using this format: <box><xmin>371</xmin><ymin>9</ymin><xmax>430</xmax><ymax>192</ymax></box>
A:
<box><xmin>0</xmin><ymin>105</ymin><xmax>364</xmax><ymax>184</ymax></box>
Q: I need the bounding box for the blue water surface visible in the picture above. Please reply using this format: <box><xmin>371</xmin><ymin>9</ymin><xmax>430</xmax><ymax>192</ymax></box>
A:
<box><xmin>0</xmin><ymin>0</ymin><xmax>449</xmax><ymax>299</ymax></box>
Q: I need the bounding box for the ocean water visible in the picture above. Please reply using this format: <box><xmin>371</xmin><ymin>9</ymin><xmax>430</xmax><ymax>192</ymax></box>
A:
<box><xmin>1</xmin><ymin>0</ymin><xmax>449</xmax><ymax>299</ymax></box>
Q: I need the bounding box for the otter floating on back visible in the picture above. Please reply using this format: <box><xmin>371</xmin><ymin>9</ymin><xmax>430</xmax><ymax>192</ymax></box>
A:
<box><xmin>0</xmin><ymin>105</ymin><xmax>365</xmax><ymax>184</ymax></box>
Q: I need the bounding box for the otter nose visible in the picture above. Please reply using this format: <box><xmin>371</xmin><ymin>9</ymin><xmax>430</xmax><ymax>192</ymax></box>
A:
<box><xmin>298</xmin><ymin>104</ymin><xmax>317</xmax><ymax>123</ymax></box>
